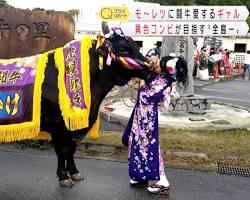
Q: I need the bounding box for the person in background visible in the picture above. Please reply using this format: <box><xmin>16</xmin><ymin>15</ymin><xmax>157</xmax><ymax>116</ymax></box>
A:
<box><xmin>220</xmin><ymin>48</ymin><xmax>228</xmax><ymax>75</ymax></box>
<box><xmin>122</xmin><ymin>55</ymin><xmax>188</xmax><ymax>196</ymax></box>
<box><xmin>146</xmin><ymin>42</ymin><xmax>161</xmax><ymax>58</ymax></box>
<box><xmin>225</xmin><ymin>49</ymin><xmax>230</xmax><ymax>61</ymax></box>
<box><xmin>208</xmin><ymin>48</ymin><xmax>223</xmax><ymax>78</ymax></box>
<box><xmin>154</xmin><ymin>42</ymin><xmax>161</xmax><ymax>58</ymax></box>
<box><xmin>199</xmin><ymin>47</ymin><xmax>208</xmax><ymax>70</ymax></box>
<box><xmin>193</xmin><ymin>45</ymin><xmax>200</xmax><ymax>77</ymax></box>
<box><xmin>229</xmin><ymin>51</ymin><xmax>236</xmax><ymax>68</ymax></box>
<box><xmin>208</xmin><ymin>47</ymin><xmax>215</xmax><ymax>77</ymax></box>
<box><xmin>243</xmin><ymin>50</ymin><xmax>250</xmax><ymax>80</ymax></box>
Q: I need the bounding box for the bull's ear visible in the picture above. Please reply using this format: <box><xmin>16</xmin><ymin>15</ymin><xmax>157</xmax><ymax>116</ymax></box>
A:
<box><xmin>96</xmin><ymin>35</ymin><xmax>108</xmax><ymax>57</ymax></box>
<box><xmin>102</xmin><ymin>21</ymin><xmax>110</xmax><ymax>35</ymax></box>
<box><xmin>96</xmin><ymin>35</ymin><xmax>105</xmax><ymax>49</ymax></box>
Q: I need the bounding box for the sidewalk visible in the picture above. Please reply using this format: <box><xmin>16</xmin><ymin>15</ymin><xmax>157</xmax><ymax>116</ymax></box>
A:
<box><xmin>101</xmin><ymin>73</ymin><xmax>250</xmax><ymax>131</ymax></box>
<box><xmin>101</xmin><ymin>100</ymin><xmax>250</xmax><ymax>131</ymax></box>
<box><xmin>193</xmin><ymin>72</ymin><xmax>242</xmax><ymax>87</ymax></box>
<box><xmin>193</xmin><ymin>76</ymin><xmax>219</xmax><ymax>87</ymax></box>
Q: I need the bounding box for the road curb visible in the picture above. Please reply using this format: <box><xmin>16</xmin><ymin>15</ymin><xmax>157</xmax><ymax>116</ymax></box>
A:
<box><xmin>193</xmin><ymin>73</ymin><xmax>240</xmax><ymax>88</ymax></box>
<box><xmin>211</xmin><ymin>101</ymin><xmax>250</xmax><ymax>112</ymax></box>
<box><xmin>77</xmin><ymin>142</ymin><xmax>209</xmax><ymax>160</ymax></box>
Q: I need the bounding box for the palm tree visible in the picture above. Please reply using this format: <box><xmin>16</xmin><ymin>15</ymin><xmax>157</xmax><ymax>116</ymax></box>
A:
<box><xmin>68</xmin><ymin>9</ymin><xmax>80</xmax><ymax>20</ymax></box>
<box><xmin>0</xmin><ymin>0</ymin><xmax>11</xmax><ymax>8</ymax></box>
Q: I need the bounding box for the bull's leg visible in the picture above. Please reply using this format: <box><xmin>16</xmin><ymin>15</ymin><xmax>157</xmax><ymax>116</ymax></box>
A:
<box><xmin>40</xmin><ymin>99</ymin><xmax>73</xmax><ymax>186</ymax></box>
<box><xmin>53</xmin><ymin>145</ymin><xmax>74</xmax><ymax>187</ymax></box>
<box><xmin>66</xmin><ymin>140</ymin><xmax>84</xmax><ymax>181</ymax></box>
<box><xmin>54</xmin><ymin>146</ymin><xmax>73</xmax><ymax>186</ymax></box>
<box><xmin>51</xmin><ymin>130</ymin><xmax>75</xmax><ymax>187</ymax></box>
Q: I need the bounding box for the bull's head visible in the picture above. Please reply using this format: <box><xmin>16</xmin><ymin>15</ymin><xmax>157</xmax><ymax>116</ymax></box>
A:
<box><xmin>95</xmin><ymin>22</ymin><xmax>150</xmax><ymax>85</ymax></box>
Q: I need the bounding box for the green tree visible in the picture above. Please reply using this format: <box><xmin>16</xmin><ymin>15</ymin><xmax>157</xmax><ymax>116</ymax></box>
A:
<box><xmin>196</xmin><ymin>0</ymin><xmax>210</xmax><ymax>4</ymax></box>
<box><xmin>243</xmin><ymin>1</ymin><xmax>250</xmax><ymax>13</ymax></box>
<box><xmin>209</xmin><ymin>0</ymin><xmax>242</xmax><ymax>5</ymax></box>
<box><xmin>139</xmin><ymin>0</ymin><xmax>195</xmax><ymax>5</ymax></box>
<box><xmin>140</xmin><ymin>0</ymin><xmax>246</xmax><ymax>5</ymax></box>
<box><xmin>32</xmin><ymin>7</ymin><xmax>45</xmax><ymax>11</ymax></box>
<box><xmin>67</xmin><ymin>9</ymin><xmax>80</xmax><ymax>20</ymax></box>
<box><xmin>169</xmin><ymin>0</ymin><xmax>196</xmax><ymax>5</ymax></box>
<box><xmin>67</xmin><ymin>9</ymin><xmax>80</xmax><ymax>17</ymax></box>
<box><xmin>138</xmin><ymin>0</ymin><xmax>167</xmax><ymax>4</ymax></box>
<box><xmin>0</xmin><ymin>0</ymin><xmax>11</xmax><ymax>8</ymax></box>
<box><xmin>247</xmin><ymin>16</ymin><xmax>250</xmax><ymax>30</ymax></box>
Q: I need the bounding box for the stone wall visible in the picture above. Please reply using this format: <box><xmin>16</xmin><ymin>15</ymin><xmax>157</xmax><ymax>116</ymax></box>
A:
<box><xmin>160</xmin><ymin>96</ymin><xmax>211</xmax><ymax>112</ymax></box>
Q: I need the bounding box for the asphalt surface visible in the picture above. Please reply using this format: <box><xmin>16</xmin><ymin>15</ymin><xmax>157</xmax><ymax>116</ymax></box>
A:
<box><xmin>195</xmin><ymin>79</ymin><xmax>250</xmax><ymax>108</ymax></box>
<box><xmin>100</xmin><ymin>115</ymin><xmax>123</xmax><ymax>132</ymax></box>
<box><xmin>0</xmin><ymin>147</ymin><xmax>249</xmax><ymax>200</ymax></box>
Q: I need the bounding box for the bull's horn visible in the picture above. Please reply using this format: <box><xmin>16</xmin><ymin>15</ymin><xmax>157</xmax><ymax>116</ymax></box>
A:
<box><xmin>101</xmin><ymin>21</ymin><xmax>110</xmax><ymax>35</ymax></box>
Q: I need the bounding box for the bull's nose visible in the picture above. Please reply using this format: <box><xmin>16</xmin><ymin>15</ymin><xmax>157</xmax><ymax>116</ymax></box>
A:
<box><xmin>132</xmin><ymin>59</ymin><xmax>149</xmax><ymax>68</ymax></box>
<box><xmin>143</xmin><ymin>62</ymin><xmax>150</xmax><ymax>67</ymax></box>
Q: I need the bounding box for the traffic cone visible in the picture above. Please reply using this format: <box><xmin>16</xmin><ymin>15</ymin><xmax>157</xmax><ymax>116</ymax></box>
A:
<box><xmin>226</xmin><ymin>66</ymin><xmax>230</xmax><ymax>75</ymax></box>
<box><xmin>228</xmin><ymin>65</ymin><xmax>233</xmax><ymax>77</ymax></box>
<box><xmin>238</xmin><ymin>64</ymin><xmax>242</xmax><ymax>76</ymax></box>
<box><xmin>213</xmin><ymin>63</ymin><xmax>219</xmax><ymax>79</ymax></box>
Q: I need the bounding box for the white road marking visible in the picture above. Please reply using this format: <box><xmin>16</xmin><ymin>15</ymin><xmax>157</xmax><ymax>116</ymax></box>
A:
<box><xmin>201</xmin><ymin>88</ymin><xmax>250</xmax><ymax>95</ymax></box>
<box><xmin>222</xmin><ymin>80</ymin><xmax>250</xmax><ymax>84</ymax></box>
<box><xmin>202</xmin><ymin>95</ymin><xmax>250</xmax><ymax>103</ymax></box>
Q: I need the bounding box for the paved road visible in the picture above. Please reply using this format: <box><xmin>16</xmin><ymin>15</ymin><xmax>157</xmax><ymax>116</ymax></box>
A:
<box><xmin>0</xmin><ymin>147</ymin><xmax>249</xmax><ymax>200</ymax></box>
<box><xmin>195</xmin><ymin>79</ymin><xmax>250</xmax><ymax>108</ymax></box>
<box><xmin>100</xmin><ymin>115</ymin><xmax>123</xmax><ymax>132</ymax></box>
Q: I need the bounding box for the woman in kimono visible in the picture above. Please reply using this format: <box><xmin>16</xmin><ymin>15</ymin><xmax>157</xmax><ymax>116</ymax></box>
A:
<box><xmin>122</xmin><ymin>55</ymin><xmax>188</xmax><ymax>195</ymax></box>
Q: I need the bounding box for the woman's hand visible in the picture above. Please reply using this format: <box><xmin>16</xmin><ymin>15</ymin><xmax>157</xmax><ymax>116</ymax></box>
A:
<box><xmin>131</xmin><ymin>78</ymin><xmax>145</xmax><ymax>88</ymax></box>
<box><xmin>149</xmin><ymin>56</ymin><xmax>160</xmax><ymax>69</ymax></box>
<box><xmin>139</xmin><ymin>79</ymin><xmax>145</xmax><ymax>86</ymax></box>
<box><xmin>158</xmin><ymin>101</ymin><xmax>164</xmax><ymax>107</ymax></box>
<box><xmin>149</xmin><ymin>56</ymin><xmax>161</xmax><ymax>73</ymax></box>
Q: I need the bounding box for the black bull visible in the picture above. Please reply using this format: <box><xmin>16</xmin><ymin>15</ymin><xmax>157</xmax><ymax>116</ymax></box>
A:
<box><xmin>40</xmin><ymin>35</ymin><xmax>150</xmax><ymax>187</ymax></box>
<box><xmin>0</xmin><ymin>9</ymin><xmax>150</xmax><ymax>186</ymax></box>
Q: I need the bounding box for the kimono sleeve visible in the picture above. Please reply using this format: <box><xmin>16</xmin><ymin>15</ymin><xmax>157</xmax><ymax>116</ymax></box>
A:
<box><xmin>139</xmin><ymin>77</ymin><xmax>170</xmax><ymax>104</ymax></box>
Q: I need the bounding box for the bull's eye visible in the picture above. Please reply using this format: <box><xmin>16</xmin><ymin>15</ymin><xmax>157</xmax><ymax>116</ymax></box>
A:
<box><xmin>120</xmin><ymin>47</ymin><xmax>127</xmax><ymax>52</ymax></box>
<box><xmin>119</xmin><ymin>46</ymin><xmax>130</xmax><ymax>55</ymax></box>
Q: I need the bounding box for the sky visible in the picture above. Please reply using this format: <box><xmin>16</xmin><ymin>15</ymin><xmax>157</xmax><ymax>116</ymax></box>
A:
<box><xmin>7</xmin><ymin>0</ymin><xmax>134</xmax><ymax>11</ymax></box>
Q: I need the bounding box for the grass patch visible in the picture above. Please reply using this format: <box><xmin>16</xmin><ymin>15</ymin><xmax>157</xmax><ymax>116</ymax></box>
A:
<box><xmin>84</xmin><ymin>129</ymin><xmax>250</xmax><ymax>169</ymax></box>
<box><xmin>14</xmin><ymin>140</ymin><xmax>51</xmax><ymax>150</ymax></box>
<box><xmin>159</xmin><ymin>129</ymin><xmax>250</xmax><ymax>158</ymax></box>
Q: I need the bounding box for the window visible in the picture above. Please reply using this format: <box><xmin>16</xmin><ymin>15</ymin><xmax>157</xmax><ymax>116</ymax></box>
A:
<box><xmin>135</xmin><ymin>41</ymin><xmax>143</xmax><ymax>49</ymax></box>
<box><xmin>234</xmin><ymin>43</ymin><xmax>246</xmax><ymax>53</ymax></box>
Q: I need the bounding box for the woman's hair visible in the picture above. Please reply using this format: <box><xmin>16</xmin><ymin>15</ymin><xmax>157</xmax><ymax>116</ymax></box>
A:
<box><xmin>160</xmin><ymin>55</ymin><xmax>188</xmax><ymax>87</ymax></box>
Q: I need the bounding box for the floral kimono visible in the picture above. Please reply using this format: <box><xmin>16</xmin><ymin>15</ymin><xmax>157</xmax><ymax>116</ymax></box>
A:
<box><xmin>122</xmin><ymin>74</ymin><xmax>174</xmax><ymax>182</ymax></box>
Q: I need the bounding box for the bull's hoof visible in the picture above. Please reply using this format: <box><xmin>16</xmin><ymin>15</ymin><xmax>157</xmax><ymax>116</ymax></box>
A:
<box><xmin>59</xmin><ymin>178</ymin><xmax>74</xmax><ymax>187</ymax></box>
<box><xmin>71</xmin><ymin>173</ymin><xmax>84</xmax><ymax>181</ymax></box>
